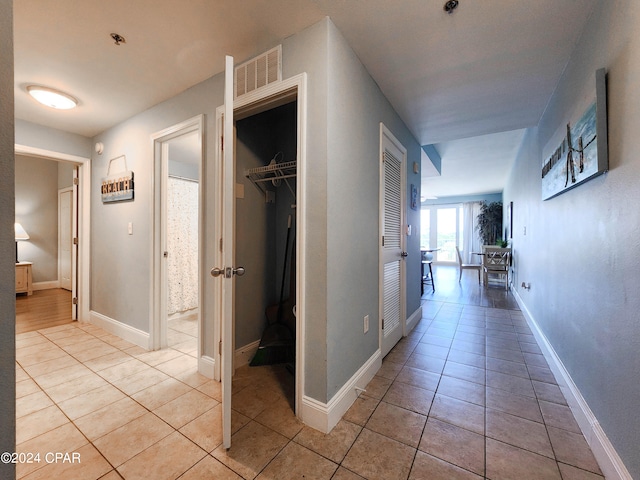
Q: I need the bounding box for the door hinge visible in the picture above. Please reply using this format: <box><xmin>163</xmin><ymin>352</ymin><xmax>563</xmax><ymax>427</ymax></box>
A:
<box><xmin>219</xmin><ymin>238</ymin><xmax>223</xmax><ymax>251</ymax></box>
<box><xmin>219</xmin><ymin>341</ymin><xmax>222</xmax><ymax>355</ymax></box>
<box><xmin>382</xmin><ymin>318</ymin><xmax>385</xmax><ymax>329</ymax></box>
<box><xmin>72</xmin><ymin>297</ymin><xmax>78</xmax><ymax>305</ymax></box>
<box><xmin>73</xmin><ymin>237</ymin><xmax>78</xmax><ymax>245</ymax></box>
<box><xmin>73</xmin><ymin>177</ymin><xmax>79</xmax><ymax>185</ymax></box>
<box><xmin>221</xmin><ymin>136</ymin><xmax>224</xmax><ymax>151</ymax></box>
<box><xmin>381</xmin><ymin>236</ymin><xmax>385</xmax><ymax>246</ymax></box>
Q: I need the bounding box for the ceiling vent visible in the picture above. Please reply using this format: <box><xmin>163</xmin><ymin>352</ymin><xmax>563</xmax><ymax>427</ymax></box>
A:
<box><xmin>235</xmin><ymin>45</ymin><xmax>282</xmax><ymax>98</ymax></box>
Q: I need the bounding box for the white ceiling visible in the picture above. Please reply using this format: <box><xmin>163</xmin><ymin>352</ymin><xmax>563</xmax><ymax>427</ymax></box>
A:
<box><xmin>13</xmin><ymin>0</ymin><xmax>597</xmax><ymax>197</ymax></box>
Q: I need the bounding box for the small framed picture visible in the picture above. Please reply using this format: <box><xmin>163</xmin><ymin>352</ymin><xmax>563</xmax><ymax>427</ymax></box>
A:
<box><xmin>410</xmin><ymin>184</ymin><xmax>418</xmax><ymax>210</ymax></box>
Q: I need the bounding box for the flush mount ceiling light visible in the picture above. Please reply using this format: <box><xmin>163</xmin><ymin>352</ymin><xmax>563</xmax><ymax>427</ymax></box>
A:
<box><xmin>26</xmin><ymin>85</ymin><xmax>78</xmax><ymax>110</ymax></box>
<box><xmin>444</xmin><ymin>0</ymin><xmax>460</xmax><ymax>14</ymax></box>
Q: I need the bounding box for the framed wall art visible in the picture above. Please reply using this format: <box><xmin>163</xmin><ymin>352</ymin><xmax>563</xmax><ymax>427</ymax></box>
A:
<box><xmin>541</xmin><ymin>68</ymin><xmax>608</xmax><ymax>200</ymax></box>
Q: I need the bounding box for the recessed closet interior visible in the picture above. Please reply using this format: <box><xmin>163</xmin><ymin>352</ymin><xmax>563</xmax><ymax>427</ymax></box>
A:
<box><xmin>235</xmin><ymin>100</ymin><xmax>298</xmax><ymax>408</ymax></box>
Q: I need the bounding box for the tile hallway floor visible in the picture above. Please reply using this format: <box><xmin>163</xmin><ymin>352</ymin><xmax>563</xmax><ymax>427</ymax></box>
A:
<box><xmin>15</xmin><ymin>303</ymin><xmax>604</xmax><ymax>479</ymax></box>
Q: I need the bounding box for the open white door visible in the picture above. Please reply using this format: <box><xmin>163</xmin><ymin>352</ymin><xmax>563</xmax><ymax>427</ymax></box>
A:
<box><xmin>58</xmin><ymin>188</ymin><xmax>72</xmax><ymax>292</ymax></box>
<box><xmin>212</xmin><ymin>55</ymin><xmax>244</xmax><ymax>450</ymax></box>
<box><xmin>71</xmin><ymin>166</ymin><xmax>79</xmax><ymax>320</ymax></box>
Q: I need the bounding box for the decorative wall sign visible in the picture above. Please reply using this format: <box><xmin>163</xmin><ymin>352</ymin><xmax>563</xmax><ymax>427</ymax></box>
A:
<box><xmin>541</xmin><ymin>69</ymin><xmax>608</xmax><ymax>200</ymax></box>
<box><xmin>101</xmin><ymin>155</ymin><xmax>134</xmax><ymax>203</ymax></box>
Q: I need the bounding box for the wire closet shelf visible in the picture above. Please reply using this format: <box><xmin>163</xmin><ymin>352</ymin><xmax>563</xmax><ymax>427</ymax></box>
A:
<box><xmin>244</xmin><ymin>152</ymin><xmax>297</xmax><ymax>201</ymax></box>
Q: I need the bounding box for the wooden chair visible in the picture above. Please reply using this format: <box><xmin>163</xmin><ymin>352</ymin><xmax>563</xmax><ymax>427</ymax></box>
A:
<box><xmin>482</xmin><ymin>246</ymin><xmax>511</xmax><ymax>290</ymax></box>
<box><xmin>455</xmin><ymin>246</ymin><xmax>481</xmax><ymax>284</ymax></box>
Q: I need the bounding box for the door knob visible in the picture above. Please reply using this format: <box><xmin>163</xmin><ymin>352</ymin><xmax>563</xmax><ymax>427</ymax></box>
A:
<box><xmin>233</xmin><ymin>267</ymin><xmax>245</xmax><ymax>276</ymax></box>
<box><xmin>210</xmin><ymin>267</ymin><xmax>224</xmax><ymax>277</ymax></box>
<box><xmin>211</xmin><ymin>266</ymin><xmax>245</xmax><ymax>277</ymax></box>
<box><xmin>400</xmin><ymin>251</ymin><xmax>409</xmax><ymax>258</ymax></box>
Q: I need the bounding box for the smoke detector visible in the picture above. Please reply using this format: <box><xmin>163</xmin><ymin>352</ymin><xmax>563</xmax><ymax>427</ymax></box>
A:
<box><xmin>444</xmin><ymin>0</ymin><xmax>459</xmax><ymax>14</ymax></box>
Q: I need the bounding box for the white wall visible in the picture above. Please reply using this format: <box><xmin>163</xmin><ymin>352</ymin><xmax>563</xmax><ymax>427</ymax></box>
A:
<box><xmin>504</xmin><ymin>1</ymin><xmax>640</xmax><ymax>476</ymax></box>
<box><xmin>0</xmin><ymin>2</ymin><xmax>16</xmax><ymax>476</ymax></box>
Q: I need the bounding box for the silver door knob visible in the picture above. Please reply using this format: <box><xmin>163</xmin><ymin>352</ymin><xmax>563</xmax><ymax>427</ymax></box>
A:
<box><xmin>400</xmin><ymin>251</ymin><xmax>408</xmax><ymax>258</ymax></box>
<box><xmin>210</xmin><ymin>267</ymin><xmax>224</xmax><ymax>277</ymax></box>
<box><xmin>233</xmin><ymin>267</ymin><xmax>245</xmax><ymax>276</ymax></box>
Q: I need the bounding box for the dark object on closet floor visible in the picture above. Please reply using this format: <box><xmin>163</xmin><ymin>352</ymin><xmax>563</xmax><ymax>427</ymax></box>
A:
<box><xmin>251</xmin><ymin>214</ymin><xmax>295</xmax><ymax>367</ymax></box>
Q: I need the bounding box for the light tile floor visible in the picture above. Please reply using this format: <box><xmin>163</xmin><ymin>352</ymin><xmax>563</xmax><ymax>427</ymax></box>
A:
<box><xmin>15</xmin><ymin>302</ymin><xmax>604</xmax><ymax>479</ymax></box>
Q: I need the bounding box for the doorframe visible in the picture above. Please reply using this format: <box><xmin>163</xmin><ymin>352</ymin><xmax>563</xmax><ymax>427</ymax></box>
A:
<box><xmin>150</xmin><ymin>115</ymin><xmax>205</xmax><ymax>352</ymax></box>
<box><xmin>57</xmin><ymin>186</ymin><xmax>73</xmax><ymax>292</ymax></box>
<box><xmin>213</xmin><ymin>73</ymin><xmax>307</xmax><ymax>417</ymax></box>
<box><xmin>378</xmin><ymin>124</ymin><xmax>407</xmax><ymax>354</ymax></box>
<box><xmin>14</xmin><ymin>144</ymin><xmax>91</xmax><ymax>322</ymax></box>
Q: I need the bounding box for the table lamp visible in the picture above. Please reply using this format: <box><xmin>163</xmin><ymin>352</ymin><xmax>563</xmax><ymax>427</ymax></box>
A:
<box><xmin>15</xmin><ymin>222</ymin><xmax>29</xmax><ymax>263</ymax></box>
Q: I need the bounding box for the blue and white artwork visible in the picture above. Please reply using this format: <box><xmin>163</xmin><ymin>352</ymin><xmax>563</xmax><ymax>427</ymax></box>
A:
<box><xmin>541</xmin><ymin>69</ymin><xmax>608</xmax><ymax>200</ymax></box>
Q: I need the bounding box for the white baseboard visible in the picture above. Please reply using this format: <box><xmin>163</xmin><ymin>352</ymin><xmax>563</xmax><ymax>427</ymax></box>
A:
<box><xmin>513</xmin><ymin>290</ymin><xmax>632</xmax><ymax>480</ymax></box>
<box><xmin>235</xmin><ymin>340</ymin><xmax>261</xmax><ymax>368</ymax></box>
<box><xmin>198</xmin><ymin>355</ymin><xmax>215</xmax><ymax>379</ymax></box>
<box><xmin>33</xmin><ymin>281</ymin><xmax>60</xmax><ymax>291</ymax></box>
<box><xmin>89</xmin><ymin>310</ymin><xmax>150</xmax><ymax>350</ymax></box>
<box><xmin>300</xmin><ymin>348</ymin><xmax>381</xmax><ymax>433</ymax></box>
<box><xmin>405</xmin><ymin>305</ymin><xmax>422</xmax><ymax>335</ymax></box>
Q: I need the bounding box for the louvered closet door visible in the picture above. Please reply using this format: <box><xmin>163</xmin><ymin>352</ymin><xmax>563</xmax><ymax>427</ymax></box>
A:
<box><xmin>380</xmin><ymin>126</ymin><xmax>406</xmax><ymax>358</ymax></box>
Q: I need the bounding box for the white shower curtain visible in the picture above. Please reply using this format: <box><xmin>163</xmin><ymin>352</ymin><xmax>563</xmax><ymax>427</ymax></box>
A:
<box><xmin>462</xmin><ymin>201</ymin><xmax>483</xmax><ymax>264</ymax></box>
<box><xmin>167</xmin><ymin>176</ymin><xmax>199</xmax><ymax>314</ymax></box>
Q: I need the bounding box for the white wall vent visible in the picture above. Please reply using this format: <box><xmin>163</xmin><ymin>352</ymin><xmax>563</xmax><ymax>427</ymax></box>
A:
<box><xmin>234</xmin><ymin>45</ymin><xmax>282</xmax><ymax>98</ymax></box>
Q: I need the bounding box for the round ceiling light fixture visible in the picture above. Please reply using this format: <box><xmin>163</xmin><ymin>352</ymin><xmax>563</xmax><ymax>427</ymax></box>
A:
<box><xmin>443</xmin><ymin>0</ymin><xmax>459</xmax><ymax>14</ymax></box>
<box><xmin>26</xmin><ymin>85</ymin><xmax>78</xmax><ymax>110</ymax></box>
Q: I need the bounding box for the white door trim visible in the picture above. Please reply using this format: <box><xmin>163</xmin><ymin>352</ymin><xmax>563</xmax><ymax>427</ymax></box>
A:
<box><xmin>150</xmin><ymin>115</ymin><xmax>204</xmax><ymax>353</ymax></box>
<box><xmin>14</xmin><ymin>144</ymin><xmax>90</xmax><ymax>322</ymax></box>
<box><xmin>213</xmin><ymin>72</ymin><xmax>308</xmax><ymax>422</ymax></box>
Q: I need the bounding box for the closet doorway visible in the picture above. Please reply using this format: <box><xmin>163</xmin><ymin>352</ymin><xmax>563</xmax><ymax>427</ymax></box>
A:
<box><xmin>151</xmin><ymin>116</ymin><xmax>204</xmax><ymax>355</ymax></box>
<box><xmin>214</xmin><ymin>73</ymin><xmax>307</xmax><ymax>445</ymax></box>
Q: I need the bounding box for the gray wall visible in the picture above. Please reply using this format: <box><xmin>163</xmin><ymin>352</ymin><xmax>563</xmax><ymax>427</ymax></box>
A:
<box><xmin>15</xmin><ymin>155</ymin><xmax>60</xmax><ymax>282</ymax></box>
<box><xmin>503</xmin><ymin>1</ymin><xmax>640</xmax><ymax>476</ymax></box>
<box><xmin>91</xmin><ymin>74</ymin><xmax>224</xmax><ymax>337</ymax></box>
<box><xmin>282</xmin><ymin>19</ymin><xmax>331</xmax><ymax>401</ymax></box>
<box><xmin>324</xmin><ymin>21</ymin><xmax>423</xmax><ymax>399</ymax></box>
<box><xmin>15</xmin><ymin>119</ymin><xmax>91</xmax><ymax>158</ymax></box>
<box><xmin>0</xmin><ymin>2</ymin><xmax>16</xmax><ymax>477</ymax></box>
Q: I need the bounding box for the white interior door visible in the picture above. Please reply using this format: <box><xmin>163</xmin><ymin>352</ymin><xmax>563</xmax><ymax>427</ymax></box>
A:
<box><xmin>71</xmin><ymin>166</ymin><xmax>78</xmax><ymax>320</ymax></box>
<box><xmin>220</xmin><ymin>55</ymin><xmax>236</xmax><ymax>449</ymax></box>
<box><xmin>380</xmin><ymin>125</ymin><xmax>406</xmax><ymax>357</ymax></box>
<box><xmin>59</xmin><ymin>188</ymin><xmax>72</xmax><ymax>291</ymax></box>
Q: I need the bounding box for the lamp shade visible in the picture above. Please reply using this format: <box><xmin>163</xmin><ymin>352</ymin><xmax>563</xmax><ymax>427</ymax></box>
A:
<box><xmin>15</xmin><ymin>223</ymin><xmax>30</xmax><ymax>241</ymax></box>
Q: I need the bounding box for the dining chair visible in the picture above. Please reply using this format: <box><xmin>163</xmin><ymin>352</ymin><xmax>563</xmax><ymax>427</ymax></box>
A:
<box><xmin>421</xmin><ymin>250</ymin><xmax>435</xmax><ymax>293</ymax></box>
<box><xmin>455</xmin><ymin>246</ymin><xmax>481</xmax><ymax>284</ymax></box>
<box><xmin>482</xmin><ymin>246</ymin><xmax>511</xmax><ymax>290</ymax></box>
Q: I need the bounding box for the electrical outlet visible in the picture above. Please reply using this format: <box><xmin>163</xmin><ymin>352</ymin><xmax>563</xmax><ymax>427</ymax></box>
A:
<box><xmin>364</xmin><ymin>315</ymin><xmax>369</xmax><ymax>333</ymax></box>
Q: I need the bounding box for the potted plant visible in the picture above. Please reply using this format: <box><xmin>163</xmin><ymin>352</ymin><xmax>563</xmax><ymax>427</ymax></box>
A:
<box><xmin>476</xmin><ymin>201</ymin><xmax>503</xmax><ymax>246</ymax></box>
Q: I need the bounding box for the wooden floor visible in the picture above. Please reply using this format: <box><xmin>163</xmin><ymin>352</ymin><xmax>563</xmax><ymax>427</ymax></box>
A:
<box><xmin>15</xmin><ymin>288</ymin><xmax>74</xmax><ymax>334</ymax></box>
